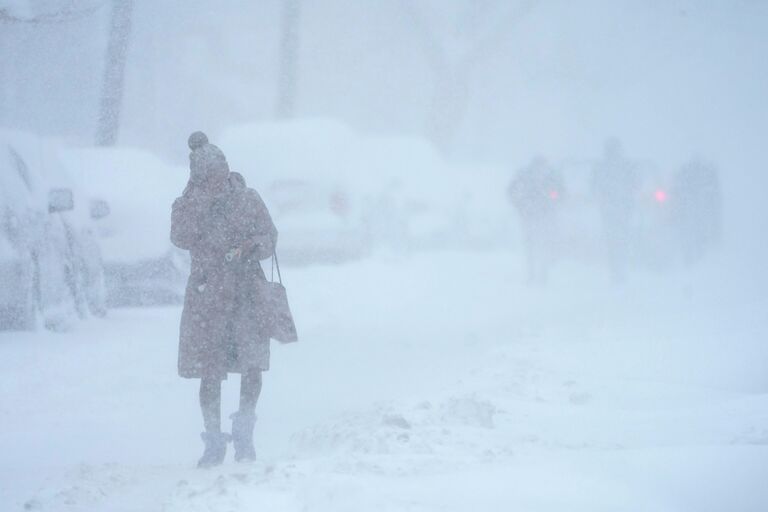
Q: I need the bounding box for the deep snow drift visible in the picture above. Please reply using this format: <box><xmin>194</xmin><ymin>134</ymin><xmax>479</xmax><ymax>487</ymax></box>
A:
<box><xmin>1</xmin><ymin>250</ymin><xmax>766</xmax><ymax>512</ymax></box>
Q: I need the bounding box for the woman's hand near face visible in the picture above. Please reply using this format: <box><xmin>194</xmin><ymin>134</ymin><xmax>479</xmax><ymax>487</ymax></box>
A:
<box><xmin>230</xmin><ymin>235</ymin><xmax>269</xmax><ymax>260</ymax></box>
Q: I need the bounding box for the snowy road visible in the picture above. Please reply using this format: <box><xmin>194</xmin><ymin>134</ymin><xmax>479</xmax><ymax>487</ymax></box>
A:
<box><xmin>1</xmin><ymin>250</ymin><xmax>767</xmax><ymax>511</ymax></box>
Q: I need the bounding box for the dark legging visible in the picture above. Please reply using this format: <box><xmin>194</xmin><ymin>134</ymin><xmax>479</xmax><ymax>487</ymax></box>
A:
<box><xmin>199</xmin><ymin>368</ymin><xmax>262</xmax><ymax>433</ymax></box>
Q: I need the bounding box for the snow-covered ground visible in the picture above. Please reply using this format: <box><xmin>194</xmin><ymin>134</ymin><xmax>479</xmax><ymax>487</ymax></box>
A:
<box><xmin>1</xmin><ymin>250</ymin><xmax>767</xmax><ymax>511</ymax></box>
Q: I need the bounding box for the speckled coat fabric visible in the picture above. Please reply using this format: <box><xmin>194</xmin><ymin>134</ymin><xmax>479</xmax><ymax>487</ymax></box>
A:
<box><xmin>171</xmin><ymin>172</ymin><xmax>277</xmax><ymax>380</ymax></box>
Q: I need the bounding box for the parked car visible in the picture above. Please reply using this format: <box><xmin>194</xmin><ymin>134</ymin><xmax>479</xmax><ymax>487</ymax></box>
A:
<box><xmin>220</xmin><ymin>119</ymin><xmax>508</xmax><ymax>262</ymax></box>
<box><xmin>220</xmin><ymin>120</ymin><xmax>373</xmax><ymax>265</ymax></box>
<box><xmin>60</xmin><ymin>147</ymin><xmax>190</xmax><ymax>307</ymax></box>
<box><xmin>263</xmin><ymin>178</ymin><xmax>369</xmax><ymax>264</ymax></box>
<box><xmin>632</xmin><ymin>163</ymin><xmax>678</xmax><ymax>270</ymax></box>
<box><xmin>554</xmin><ymin>158</ymin><xmax>679</xmax><ymax>270</ymax></box>
<box><xmin>0</xmin><ymin>130</ymin><xmax>106</xmax><ymax>331</ymax></box>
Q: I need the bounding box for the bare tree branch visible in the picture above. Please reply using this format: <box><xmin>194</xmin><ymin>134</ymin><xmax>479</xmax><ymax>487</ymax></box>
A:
<box><xmin>0</xmin><ymin>2</ymin><xmax>107</xmax><ymax>24</ymax></box>
<box><xmin>399</xmin><ymin>0</ymin><xmax>448</xmax><ymax>76</ymax></box>
<box><xmin>400</xmin><ymin>0</ymin><xmax>537</xmax><ymax>74</ymax></box>
<box><xmin>462</xmin><ymin>0</ymin><xmax>537</xmax><ymax>71</ymax></box>
<box><xmin>399</xmin><ymin>0</ymin><xmax>538</xmax><ymax>152</ymax></box>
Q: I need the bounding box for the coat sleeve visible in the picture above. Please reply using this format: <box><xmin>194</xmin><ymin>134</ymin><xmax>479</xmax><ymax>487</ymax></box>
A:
<box><xmin>171</xmin><ymin>192</ymin><xmax>204</xmax><ymax>250</ymax></box>
<box><xmin>245</xmin><ymin>190</ymin><xmax>278</xmax><ymax>260</ymax></box>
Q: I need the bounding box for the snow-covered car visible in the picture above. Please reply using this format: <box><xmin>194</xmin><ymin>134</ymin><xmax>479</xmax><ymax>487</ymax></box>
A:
<box><xmin>553</xmin><ymin>159</ymin><xmax>605</xmax><ymax>263</ymax></box>
<box><xmin>60</xmin><ymin>147</ymin><xmax>190</xmax><ymax>307</ymax></box>
<box><xmin>632</xmin><ymin>165</ymin><xmax>678</xmax><ymax>269</ymax></box>
<box><xmin>220</xmin><ymin>119</ymin><xmax>509</xmax><ymax>261</ymax></box>
<box><xmin>0</xmin><ymin>130</ymin><xmax>106</xmax><ymax>331</ymax></box>
<box><xmin>263</xmin><ymin>178</ymin><xmax>369</xmax><ymax>264</ymax></box>
<box><xmin>220</xmin><ymin>120</ymin><xmax>373</xmax><ymax>265</ymax></box>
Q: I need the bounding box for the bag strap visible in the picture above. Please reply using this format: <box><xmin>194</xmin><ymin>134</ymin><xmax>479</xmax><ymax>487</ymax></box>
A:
<box><xmin>271</xmin><ymin>250</ymin><xmax>283</xmax><ymax>285</ymax></box>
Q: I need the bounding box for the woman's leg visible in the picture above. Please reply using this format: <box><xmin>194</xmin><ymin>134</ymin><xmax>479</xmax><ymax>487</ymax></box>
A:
<box><xmin>199</xmin><ymin>376</ymin><xmax>222</xmax><ymax>433</ymax></box>
<box><xmin>239</xmin><ymin>367</ymin><xmax>263</xmax><ymax>414</ymax></box>
<box><xmin>232</xmin><ymin>368</ymin><xmax>262</xmax><ymax>461</ymax></box>
<box><xmin>197</xmin><ymin>376</ymin><xmax>229</xmax><ymax>468</ymax></box>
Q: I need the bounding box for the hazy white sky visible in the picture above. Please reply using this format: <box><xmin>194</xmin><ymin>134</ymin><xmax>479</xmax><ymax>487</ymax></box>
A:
<box><xmin>1</xmin><ymin>2</ymin><xmax>764</xmax><ymax>161</ymax></box>
<box><xmin>1</xmin><ymin>0</ymin><xmax>766</xmax><ymax>250</ymax></box>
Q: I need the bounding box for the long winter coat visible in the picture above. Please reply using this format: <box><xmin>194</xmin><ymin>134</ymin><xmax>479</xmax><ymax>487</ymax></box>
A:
<box><xmin>171</xmin><ymin>172</ymin><xmax>277</xmax><ymax>380</ymax></box>
<box><xmin>508</xmin><ymin>164</ymin><xmax>564</xmax><ymax>221</ymax></box>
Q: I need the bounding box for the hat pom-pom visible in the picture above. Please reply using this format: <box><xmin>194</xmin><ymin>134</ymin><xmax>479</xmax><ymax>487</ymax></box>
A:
<box><xmin>188</xmin><ymin>131</ymin><xmax>209</xmax><ymax>151</ymax></box>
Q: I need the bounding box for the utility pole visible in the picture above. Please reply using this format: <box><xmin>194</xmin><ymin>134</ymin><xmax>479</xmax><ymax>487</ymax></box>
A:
<box><xmin>96</xmin><ymin>0</ymin><xmax>134</xmax><ymax>146</ymax></box>
<box><xmin>275</xmin><ymin>0</ymin><xmax>302</xmax><ymax>119</ymax></box>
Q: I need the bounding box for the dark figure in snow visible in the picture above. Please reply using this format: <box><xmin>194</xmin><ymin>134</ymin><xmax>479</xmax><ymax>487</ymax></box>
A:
<box><xmin>171</xmin><ymin>131</ymin><xmax>278</xmax><ymax>468</ymax></box>
<box><xmin>670</xmin><ymin>158</ymin><xmax>722</xmax><ymax>265</ymax></box>
<box><xmin>508</xmin><ymin>157</ymin><xmax>564</xmax><ymax>284</ymax></box>
<box><xmin>591</xmin><ymin>138</ymin><xmax>640</xmax><ymax>283</ymax></box>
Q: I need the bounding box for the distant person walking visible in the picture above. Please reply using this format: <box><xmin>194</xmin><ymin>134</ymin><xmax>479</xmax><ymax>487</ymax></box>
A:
<box><xmin>171</xmin><ymin>132</ymin><xmax>278</xmax><ymax>467</ymax></box>
<box><xmin>508</xmin><ymin>157</ymin><xmax>564</xmax><ymax>284</ymax></box>
<box><xmin>591</xmin><ymin>138</ymin><xmax>639</xmax><ymax>283</ymax></box>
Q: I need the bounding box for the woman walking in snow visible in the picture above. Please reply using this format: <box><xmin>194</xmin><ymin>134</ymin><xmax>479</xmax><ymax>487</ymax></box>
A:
<box><xmin>171</xmin><ymin>131</ymin><xmax>277</xmax><ymax>467</ymax></box>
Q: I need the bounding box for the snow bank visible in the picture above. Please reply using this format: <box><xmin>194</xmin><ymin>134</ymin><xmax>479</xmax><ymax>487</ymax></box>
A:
<box><xmin>3</xmin><ymin>251</ymin><xmax>766</xmax><ymax>511</ymax></box>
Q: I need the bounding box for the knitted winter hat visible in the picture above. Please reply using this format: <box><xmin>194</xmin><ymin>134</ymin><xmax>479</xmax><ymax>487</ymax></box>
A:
<box><xmin>188</xmin><ymin>132</ymin><xmax>229</xmax><ymax>184</ymax></box>
<box><xmin>188</xmin><ymin>131</ymin><xmax>209</xmax><ymax>151</ymax></box>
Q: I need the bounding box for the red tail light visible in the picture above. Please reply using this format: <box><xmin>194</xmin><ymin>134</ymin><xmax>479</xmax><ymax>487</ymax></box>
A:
<box><xmin>330</xmin><ymin>190</ymin><xmax>349</xmax><ymax>216</ymax></box>
<box><xmin>654</xmin><ymin>189</ymin><xmax>668</xmax><ymax>203</ymax></box>
<box><xmin>549</xmin><ymin>190</ymin><xmax>560</xmax><ymax>200</ymax></box>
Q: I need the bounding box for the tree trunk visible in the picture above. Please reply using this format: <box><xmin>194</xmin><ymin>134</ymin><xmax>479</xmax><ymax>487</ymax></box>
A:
<box><xmin>96</xmin><ymin>0</ymin><xmax>133</xmax><ymax>146</ymax></box>
<box><xmin>401</xmin><ymin>0</ymin><xmax>536</xmax><ymax>154</ymax></box>
<box><xmin>425</xmin><ymin>64</ymin><xmax>471</xmax><ymax>154</ymax></box>
<box><xmin>275</xmin><ymin>0</ymin><xmax>302</xmax><ymax>119</ymax></box>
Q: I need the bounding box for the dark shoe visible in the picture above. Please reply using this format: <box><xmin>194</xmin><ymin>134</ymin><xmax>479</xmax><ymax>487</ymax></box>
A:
<box><xmin>197</xmin><ymin>432</ymin><xmax>231</xmax><ymax>468</ymax></box>
<box><xmin>231</xmin><ymin>411</ymin><xmax>257</xmax><ymax>462</ymax></box>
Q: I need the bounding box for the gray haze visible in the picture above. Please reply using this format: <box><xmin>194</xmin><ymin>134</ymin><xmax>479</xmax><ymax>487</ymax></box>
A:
<box><xmin>2</xmin><ymin>1</ymin><xmax>767</xmax><ymax>256</ymax></box>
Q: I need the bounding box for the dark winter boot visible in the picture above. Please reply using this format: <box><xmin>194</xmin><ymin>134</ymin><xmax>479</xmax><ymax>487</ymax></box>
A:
<box><xmin>197</xmin><ymin>432</ymin><xmax>231</xmax><ymax>468</ymax></box>
<box><xmin>230</xmin><ymin>411</ymin><xmax>257</xmax><ymax>462</ymax></box>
